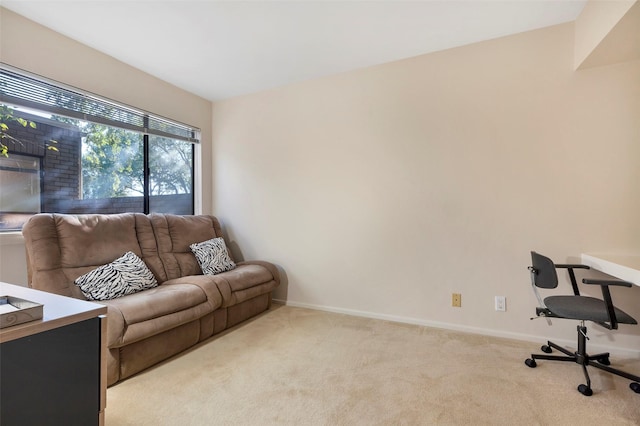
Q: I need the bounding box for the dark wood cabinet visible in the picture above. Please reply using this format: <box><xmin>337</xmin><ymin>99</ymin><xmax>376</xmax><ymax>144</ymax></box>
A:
<box><xmin>0</xmin><ymin>283</ymin><xmax>107</xmax><ymax>425</ymax></box>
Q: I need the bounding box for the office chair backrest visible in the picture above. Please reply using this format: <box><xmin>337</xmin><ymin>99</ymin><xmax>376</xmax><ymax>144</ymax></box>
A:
<box><xmin>531</xmin><ymin>251</ymin><xmax>558</xmax><ymax>289</ymax></box>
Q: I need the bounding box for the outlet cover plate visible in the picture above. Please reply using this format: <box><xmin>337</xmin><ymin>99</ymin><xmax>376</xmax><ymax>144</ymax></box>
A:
<box><xmin>495</xmin><ymin>296</ymin><xmax>506</xmax><ymax>312</ymax></box>
<box><xmin>452</xmin><ymin>293</ymin><xmax>462</xmax><ymax>307</ymax></box>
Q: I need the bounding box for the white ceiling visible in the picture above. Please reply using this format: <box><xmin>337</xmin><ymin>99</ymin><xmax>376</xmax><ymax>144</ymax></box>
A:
<box><xmin>2</xmin><ymin>1</ymin><xmax>587</xmax><ymax>101</ymax></box>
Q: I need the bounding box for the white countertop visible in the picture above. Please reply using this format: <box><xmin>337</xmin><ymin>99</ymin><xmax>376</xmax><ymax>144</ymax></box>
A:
<box><xmin>0</xmin><ymin>282</ymin><xmax>107</xmax><ymax>343</ymax></box>
<box><xmin>581</xmin><ymin>253</ymin><xmax>640</xmax><ymax>286</ymax></box>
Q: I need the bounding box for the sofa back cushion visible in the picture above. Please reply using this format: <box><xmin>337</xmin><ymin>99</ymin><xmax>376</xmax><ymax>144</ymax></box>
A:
<box><xmin>23</xmin><ymin>213</ymin><xmax>153</xmax><ymax>298</ymax></box>
<box><xmin>149</xmin><ymin>214</ymin><xmax>228</xmax><ymax>281</ymax></box>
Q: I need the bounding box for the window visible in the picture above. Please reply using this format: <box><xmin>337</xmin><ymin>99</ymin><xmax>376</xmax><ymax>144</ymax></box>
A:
<box><xmin>0</xmin><ymin>64</ymin><xmax>199</xmax><ymax>231</ymax></box>
<box><xmin>148</xmin><ymin>136</ymin><xmax>194</xmax><ymax>214</ymax></box>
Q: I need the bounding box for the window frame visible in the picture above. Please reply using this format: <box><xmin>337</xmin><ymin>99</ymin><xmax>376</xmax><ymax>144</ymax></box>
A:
<box><xmin>0</xmin><ymin>64</ymin><xmax>201</xmax><ymax>231</ymax></box>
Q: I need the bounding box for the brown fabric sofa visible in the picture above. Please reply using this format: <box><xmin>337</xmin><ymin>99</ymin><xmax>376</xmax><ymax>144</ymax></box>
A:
<box><xmin>22</xmin><ymin>213</ymin><xmax>279</xmax><ymax>386</ymax></box>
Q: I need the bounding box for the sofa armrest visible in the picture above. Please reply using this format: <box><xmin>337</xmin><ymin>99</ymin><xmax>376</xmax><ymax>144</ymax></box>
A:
<box><xmin>236</xmin><ymin>260</ymin><xmax>281</xmax><ymax>286</ymax></box>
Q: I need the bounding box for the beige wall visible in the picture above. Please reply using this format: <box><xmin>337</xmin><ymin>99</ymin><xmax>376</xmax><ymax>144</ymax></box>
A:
<box><xmin>574</xmin><ymin>0</ymin><xmax>638</xmax><ymax>69</ymax></box>
<box><xmin>1</xmin><ymin>5</ymin><xmax>639</xmax><ymax>353</ymax></box>
<box><xmin>0</xmin><ymin>7</ymin><xmax>213</xmax><ymax>285</ymax></box>
<box><xmin>212</xmin><ymin>22</ymin><xmax>640</xmax><ymax>352</ymax></box>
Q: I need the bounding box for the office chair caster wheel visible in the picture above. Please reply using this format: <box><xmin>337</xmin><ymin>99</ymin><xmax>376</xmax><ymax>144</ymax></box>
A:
<box><xmin>525</xmin><ymin>358</ymin><xmax>537</xmax><ymax>368</ymax></box>
<box><xmin>597</xmin><ymin>356</ymin><xmax>610</xmax><ymax>366</ymax></box>
<box><xmin>578</xmin><ymin>384</ymin><xmax>593</xmax><ymax>396</ymax></box>
<box><xmin>631</xmin><ymin>382</ymin><xmax>640</xmax><ymax>394</ymax></box>
<box><xmin>541</xmin><ymin>345</ymin><xmax>552</xmax><ymax>354</ymax></box>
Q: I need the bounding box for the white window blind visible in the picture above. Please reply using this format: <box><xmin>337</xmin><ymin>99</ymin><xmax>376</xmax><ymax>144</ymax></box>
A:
<box><xmin>0</xmin><ymin>63</ymin><xmax>200</xmax><ymax>143</ymax></box>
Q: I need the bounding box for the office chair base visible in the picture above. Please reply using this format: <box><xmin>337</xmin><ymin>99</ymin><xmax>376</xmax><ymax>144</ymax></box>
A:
<box><xmin>525</xmin><ymin>326</ymin><xmax>640</xmax><ymax>396</ymax></box>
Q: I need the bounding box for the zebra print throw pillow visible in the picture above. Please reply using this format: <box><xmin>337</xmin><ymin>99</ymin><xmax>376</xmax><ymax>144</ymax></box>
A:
<box><xmin>74</xmin><ymin>251</ymin><xmax>159</xmax><ymax>301</ymax></box>
<box><xmin>190</xmin><ymin>237</ymin><xmax>236</xmax><ymax>275</ymax></box>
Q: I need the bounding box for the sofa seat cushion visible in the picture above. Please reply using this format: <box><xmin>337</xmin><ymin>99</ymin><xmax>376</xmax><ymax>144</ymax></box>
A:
<box><xmin>165</xmin><ymin>262</ymin><xmax>277</xmax><ymax>308</ymax></box>
<box><xmin>100</xmin><ymin>283</ymin><xmax>214</xmax><ymax>348</ymax></box>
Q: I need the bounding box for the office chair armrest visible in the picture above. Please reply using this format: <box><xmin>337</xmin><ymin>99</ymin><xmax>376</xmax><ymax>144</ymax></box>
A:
<box><xmin>582</xmin><ymin>278</ymin><xmax>633</xmax><ymax>287</ymax></box>
<box><xmin>581</xmin><ymin>278</ymin><xmax>633</xmax><ymax>329</ymax></box>
<box><xmin>555</xmin><ymin>264</ymin><xmax>589</xmax><ymax>296</ymax></box>
<box><xmin>555</xmin><ymin>264</ymin><xmax>590</xmax><ymax>269</ymax></box>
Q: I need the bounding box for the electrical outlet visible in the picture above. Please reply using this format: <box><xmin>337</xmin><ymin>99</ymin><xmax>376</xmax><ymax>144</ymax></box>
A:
<box><xmin>452</xmin><ymin>293</ymin><xmax>462</xmax><ymax>307</ymax></box>
<box><xmin>495</xmin><ymin>296</ymin><xmax>506</xmax><ymax>312</ymax></box>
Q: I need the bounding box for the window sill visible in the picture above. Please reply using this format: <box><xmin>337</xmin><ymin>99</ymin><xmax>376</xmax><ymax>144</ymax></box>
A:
<box><xmin>0</xmin><ymin>232</ymin><xmax>25</xmax><ymax>246</ymax></box>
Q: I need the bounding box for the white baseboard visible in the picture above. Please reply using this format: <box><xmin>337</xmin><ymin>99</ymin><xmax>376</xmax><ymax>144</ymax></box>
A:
<box><xmin>273</xmin><ymin>299</ymin><xmax>640</xmax><ymax>358</ymax></box>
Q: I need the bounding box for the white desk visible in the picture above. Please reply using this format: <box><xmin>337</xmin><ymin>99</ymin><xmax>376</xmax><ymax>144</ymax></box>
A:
<box><xmin>581</xmin><ymin>254</ymin><xmax>640</xmax><ymax>287</ymax></box>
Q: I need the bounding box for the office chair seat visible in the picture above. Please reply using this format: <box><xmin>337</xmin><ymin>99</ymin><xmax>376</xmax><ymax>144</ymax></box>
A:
<box><xmin>545</xmin><ymin>295</ymin><xmax>638</xmax><ymax>325</ymax></box>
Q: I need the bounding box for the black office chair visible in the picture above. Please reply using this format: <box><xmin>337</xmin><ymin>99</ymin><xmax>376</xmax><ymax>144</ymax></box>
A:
<box><xmin>525</xmin><ymin>251</ymin><xmax>640</xmax><ymax>396</ymax></box>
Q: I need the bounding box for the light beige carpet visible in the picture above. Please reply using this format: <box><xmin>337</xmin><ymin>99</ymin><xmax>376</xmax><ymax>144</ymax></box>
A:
<box><xmin>106</xmin><ymin>305</ymin><xmax>640</xmax><ymax>425</ymax></box>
